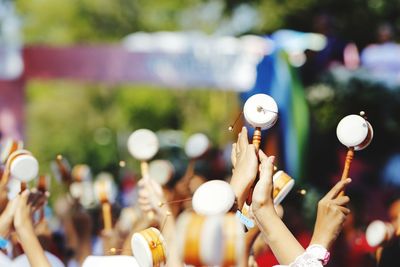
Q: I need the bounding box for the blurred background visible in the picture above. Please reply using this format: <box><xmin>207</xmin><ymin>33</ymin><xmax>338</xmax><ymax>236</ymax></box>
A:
<box><xmin>1</xmin><ymin>0</ymin><xmax>400</xmax><ymax>266</ymax></box>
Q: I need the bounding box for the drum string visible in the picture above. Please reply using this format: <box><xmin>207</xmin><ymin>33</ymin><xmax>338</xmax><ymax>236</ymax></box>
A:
<box><xmin>228</xmin><ymin>110</ymin><xmax>243</xmax><ymax>131</ymax></box>
<box><xmin>158</xmin><ymin>197</ymin><xmax>192</xmax><ymax>207</ymax></box>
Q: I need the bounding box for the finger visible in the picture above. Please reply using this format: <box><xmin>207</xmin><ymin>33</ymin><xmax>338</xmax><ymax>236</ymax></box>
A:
<box><xmin>231</xmin><ymin>143</ymin><xmax>237</xmax><ymax>168</ymax></box>
<box><xmin>238</xmin><ymin>127</ymin><xmax>249</xmax><ymax>152</ymax></box>
<box><xmin>260</xmin><ymin>155</ymin><xmax>274</xmax><ymax>180</ymax></box>
<box><xmin>332</xmin><ymin>196</ymin><xmax>350</xmax><ymax>206</ymax></box>
<box><xmin>20</xmin><ymin>189</ymin><xmax>30</xmax><ymax>203</ymax></box>
<box><xmin>258</xmin><ymin>149</ymin><xmax>268</xmax><ymax>161</ymax></box>
<box><xmin>337</xmin><ymin>206</ymin><xmax>351</xmax><ymax>215</ymax></box>
<box><xmin>324</xmin><ymin>178</ymin><xmax>352</xmax><ymax>200</ymax></box>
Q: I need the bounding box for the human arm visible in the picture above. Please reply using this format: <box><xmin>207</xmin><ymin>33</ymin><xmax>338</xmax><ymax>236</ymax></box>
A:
<box><xmin>310</xmin><ymin>178</ymin><xmax>351</xmax><ymax>249</ymax></box>
<box><xmin>251</xmin><ymin>151</ymin><xmax>305</xmax><ymax>265</ymax></box>
<box><xmin>14</xmin><ymin>190</ymin><xmax>51</xmax><ymax>267</ymax></box>
<box><xmin>230</xmin><ymin>127</ymin><xmax>259</xmax><ymax>210</ymax></box>
<box><xmin>0</xmin><ymin>197</ymin><xmax>19</xmax><ymax>238</ymax></box>
<box><xmin>137</xmin><ymin>178</ymin><xmax>183</xmax><ymax>267</ymax></box>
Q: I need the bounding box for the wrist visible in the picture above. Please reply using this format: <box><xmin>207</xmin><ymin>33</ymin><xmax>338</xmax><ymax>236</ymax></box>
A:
<box><xmin>0</xmin><ymin>220</ymin><xmax>12</xmax><ymax>237</ymax></box>
<box><xmin>15</xmin><ymin>221</ymin><xmax>35</xmax><ymax>236</ymax></box>
<box><xmin>230</xmin><ymin>181</ymin><xmax>249</xmax><ymax>210</ymax></box>
<box><xmin>310</xmin><ymin>234</ymin><xmax>330</xmax><ymax>250</ymax></box>
<box><xmin>252</xmin><ymin>203</ymin><xmax>276</xmax><ymax>218</ymax></box>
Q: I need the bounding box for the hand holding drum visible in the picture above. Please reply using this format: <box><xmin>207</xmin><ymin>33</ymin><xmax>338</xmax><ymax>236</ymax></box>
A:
<box><xmin>242</xmin><ymin>94</ymin><xmax>294</xmax><ymax>205</ymax></box>
<box><xmin>127</xmin><ymin>129</ymin><xmax>159</xmax><ymax>220</ymax></box>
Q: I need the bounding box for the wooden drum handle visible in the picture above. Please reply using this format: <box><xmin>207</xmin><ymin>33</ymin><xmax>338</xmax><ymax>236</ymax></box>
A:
<box><xmin>141</xmin><ymin>161</ymin><xmax>155</xmax><ymax>221</ymax></box>
<box><xmin>246</xmin><ymin>128</ymin><xmax>262</xmax><ymax>205</ymax></box>
<box><xmin>252</xmin><ymin>128</ymin><xmax>262</xmax><ymax>151</ymax></box>
<box><xmin>339</xmin><ymin>147</ymin><xmax>354</xmax><ymax>196</ymax></box>
<box><xmin>102</xmin><ymin>201</ymin><xmax>113</xmax><ymax>231</ymax></box>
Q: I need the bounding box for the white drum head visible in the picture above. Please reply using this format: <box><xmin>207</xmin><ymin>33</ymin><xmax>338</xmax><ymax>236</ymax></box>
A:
<box><xmin>10</xmin><ymin>155</ymin><xmax>39</xmax><ymax>182</ymax></box>
<box><xmin>366</xmin><ymin>220</ymin><xmax>391</xmax><ymax>247</ymax></box>
<box><xmin>69</xmin><ymin>182</ymin><xmax>84</xmax><ymax>199</ymax></box>
<box><xmin>192</xmin><ymin>180</ymin><xmax>235</xmax><ymax>216</ymax></box>
<box><xmin>273</xmin><ymin>171</ymin><xmax>295</xmax><ymax>206</ymax></box>
<box><xmin>185</xmin><ymin>133</ymin><xmax>210</xmax><ymax>159</ymax></box>
<box><xmin>82</xmin><ymin>256</ymin><xmax>139</xmax><ymax>267</ymax></box>
<box><xmin>70</xmin><ymin>181</ymin><xmax>95</xmax><ymax>208</ymax></box>
<box><xmin>336</xmin><ymin>115</ymin><xmax>369</xmax><ymax>149</ymax></box>
<box><xmin>149</xmin><ymin>159</ymin><xmax>174</xmax><ymax>185</ymax></box>
<box><xmin>127</xmin><ymin>129</ymin><xmax>159</xmax><ymax>161</ymax></box>
<box><xmin>243</xmin><ymin>94</ymin><xmax>278</xmax><ymax>130</ymax></box>
<box><xmin>94</xmin><ymin>172</ymin><xmax>117</xmax><ymax>204</ymax></box>
<box><xmin>132</xmin><ymin>233</ymin><xmax>153</xmax><ymax>267</ymax></box>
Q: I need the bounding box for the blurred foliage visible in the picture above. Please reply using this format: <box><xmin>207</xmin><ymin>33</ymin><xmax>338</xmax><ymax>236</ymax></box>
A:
<box><xmin>25</xmin><ymin>80</ymin><xmax>239</xmax><ymax>180</ymax></box>
<box><xmin>14</xmin><ymin>0</ymin><xmax>400</xmax><ymax>48</ymax></box>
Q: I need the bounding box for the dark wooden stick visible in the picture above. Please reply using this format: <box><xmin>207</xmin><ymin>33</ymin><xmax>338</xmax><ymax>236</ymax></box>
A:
<box><xmin>339</xmin><ymin>147</ymin><xmax>354</xmax><ymax>196</ymax></box>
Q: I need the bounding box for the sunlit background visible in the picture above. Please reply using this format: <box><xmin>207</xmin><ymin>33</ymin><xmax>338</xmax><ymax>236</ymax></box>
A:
<box><xmin>1</xmin><ymin>0</ymin><xmax>400</xmax><ymax>266</ymax></box>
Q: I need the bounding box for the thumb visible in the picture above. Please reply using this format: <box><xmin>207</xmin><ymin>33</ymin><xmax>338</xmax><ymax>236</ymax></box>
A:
<box><xmin>253</xmin><ymin>154</ymin><xmax>275</xmax><ymax>203</ymax></box>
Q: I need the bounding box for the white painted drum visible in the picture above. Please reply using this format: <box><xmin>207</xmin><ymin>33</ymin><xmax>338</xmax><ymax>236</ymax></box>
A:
<box><xmin>131</xmin><ymin>227</ymin><xmax>167</xmax><ymax>267</ymax></box>
<box><xmin>185</xmin><ymin>133</ymin><xmax>210</xmax><ymax>159</ymax></box>
<box><xmin>8</xmin><ymin>150</ymin><xmax>39</xmax><ymax>182</ymax></box>
<box><xmin>148</xmin><ymin>160</ymin><xmax>174</xmax><ymax>185</ymax></box>
<box><xmin>272</xmin><ymin>170</ymin><xmax>295</xmax><ymax>206</ymax></box>
<box><xmin>127</xmin><ymin>129</ymin><xmax>159</xmax><ymax>161</ymax></box>
<box><xmin>192</xmin><ymin>180</ymin><xmax>235</xmax><ymax>216</ymax></box>
<box><xmin>336</xmin><ymin>114</ymin><xmax>373</xmax><ymax>151</ymax></box>
<box><xmin>243</xmin><ymin>94</ymin><xmax>278</xmax><ymax>130</ymax></box>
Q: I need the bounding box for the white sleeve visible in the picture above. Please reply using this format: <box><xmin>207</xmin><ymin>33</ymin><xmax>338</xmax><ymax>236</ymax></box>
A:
<box><xmin>273</xmin><ymin>245</ymin><xmax>329</xmax><ymax>267</ymax></box>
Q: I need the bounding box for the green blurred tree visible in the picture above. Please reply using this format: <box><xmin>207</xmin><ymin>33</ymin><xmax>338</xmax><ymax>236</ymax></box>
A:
<box><xmin>25</xmin><ymin>81</ymin><xmax>239</xmax><ymax>178</ymax></box>
<box><xmin>15</xmin><ymin>0</ymin><xmax>400</xmax><ymax>48</ymax></box>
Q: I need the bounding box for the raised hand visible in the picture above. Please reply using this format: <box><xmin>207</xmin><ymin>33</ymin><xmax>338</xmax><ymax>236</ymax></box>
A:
<box><xmin>14</xmin><ymin>190</ymin><xmax>51</xmax><ymax>267</ymax></box>
<box><xmin>230</xmin><ymin>127</ymin><xmax>259</xmax><ymax>209</ymax></box>
<box><xmin>137</xmin><ymin>178</ymin><xmax>170</xmax><ymax>224</ymax></box>
<box><xmin>310</xmin><ymin>178</ymin><xmax>352</xmax><ymax>249</ymax></box>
